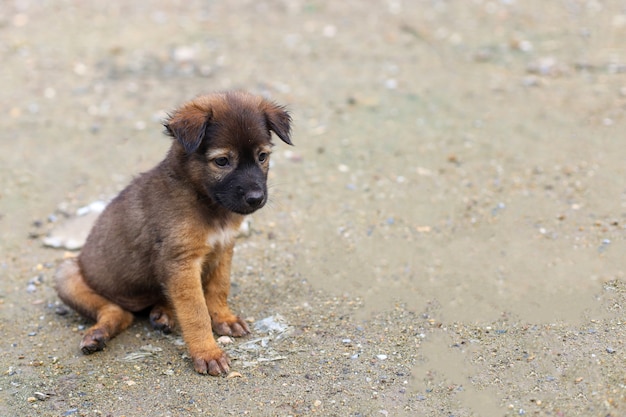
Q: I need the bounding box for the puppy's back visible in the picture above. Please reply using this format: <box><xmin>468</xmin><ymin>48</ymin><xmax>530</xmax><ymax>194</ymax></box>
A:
<box><xmin>78</xmin><ymin>170</ymin><xmax>167</xmax><ymax>311</ymax></box>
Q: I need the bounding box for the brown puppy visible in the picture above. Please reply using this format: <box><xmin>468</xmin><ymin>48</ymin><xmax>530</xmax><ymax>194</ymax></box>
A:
<box><xmin>54</xmin><ymin>91</ymin><xmax>292</xmax><ymax>376</ymax></box>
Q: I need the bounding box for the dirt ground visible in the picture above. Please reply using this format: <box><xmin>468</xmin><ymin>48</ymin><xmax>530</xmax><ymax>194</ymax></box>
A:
<box><xmin>1</xmin><ymin>1</ymin><xmax>626</xmax><ymax>416</ymax></box>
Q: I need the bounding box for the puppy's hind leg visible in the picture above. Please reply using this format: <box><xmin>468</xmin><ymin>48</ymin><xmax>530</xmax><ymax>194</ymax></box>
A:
<box><xmin>54</xmin><ymin>258</ymin><xmax>134</xmax><ymax>354</ymax></box>
<box><xmin>150</xmin><ymin>302</ymin><xmax>176</xmax><ymax>334</ymax></box>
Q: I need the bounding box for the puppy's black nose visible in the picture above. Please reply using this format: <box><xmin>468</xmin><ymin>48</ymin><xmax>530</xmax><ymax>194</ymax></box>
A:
<box><xmin>245</xmin><ymin>190</ymin><xmax>265</xmax><ymax>208</ymax></box>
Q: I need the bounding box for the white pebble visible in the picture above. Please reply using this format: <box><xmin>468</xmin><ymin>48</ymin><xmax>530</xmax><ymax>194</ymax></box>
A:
<box><xmin>73</xmin><ymin>62</ymin><xmax>88</xmax><ymax>76</ymax></box>
<box><xmin>385</xmin><ymin>79</ymin><xmax>398</xmax><ymax>89</ymax></box>
<box><xmin>217</xmin><ymin>335</ymin><xmax>233</xmax><ymax>345</ymax></box>
<box><xmin>43</xmin><ymin>87</ymin><xmax>56</xmax><ymax>99</ymax></box>
<box><xmin>12</xmin><ymin>14</ymin><xmax>29</xmax><ymax>27</ymax></box>
<box><xmin>173</xmin><ymin>46</ymin><xmax>196</xmax><ymax>62</ymax></box>
<box><xmin>322</xmin><ymin>25</ymin><xmax>337</xmax><ymax>38</ymax></box>
<box><xmin>518</xmin><ymin>40</ymin><xmax>533</xmax><ymax>52</ymax></box>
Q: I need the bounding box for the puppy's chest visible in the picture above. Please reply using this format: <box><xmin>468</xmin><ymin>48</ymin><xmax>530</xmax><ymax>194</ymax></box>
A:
<box><xmin>205</xmin><ymin>225</ymin><xmax>239</xmax><ymax>249</ymax></box>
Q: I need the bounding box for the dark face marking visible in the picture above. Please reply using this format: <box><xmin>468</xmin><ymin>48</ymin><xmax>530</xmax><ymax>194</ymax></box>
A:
<box><xmin>202</xmin><ymin>102</ymin><xmax>274</xmax><ymax>214</ymax></box>
<box><xmin>211</xmin><ymin>159</ymin><xmax>268</xmax><ymax>215</ymax></box>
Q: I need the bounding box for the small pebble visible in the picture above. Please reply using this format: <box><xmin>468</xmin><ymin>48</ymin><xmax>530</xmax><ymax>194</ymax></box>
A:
<box><xmin>606</xmin><ymin>347</ymin><xmax>616</xmax><ymax>354</ymax></box>
<box><xmin>376</xmin><ymin>354</ymin><xmax>388</xmax><ymax>360</ymax></box>
<box><xmin>55</xmin><ymin>306</ymin><xmax>69</xmax><ymax>316</ymax></box>
<box><xmin>513</xmin><ymin>39</ymin><xmax>533</xmax><ymax>52</ymax></box>
<box><xmin>73</xmin><ymin>62</ymin><xmax>88</xmax><ymax>76</ymax></box>
<box><xmin>322</xmin><ymin>25</ymin><xmax>337</xmax><ymax>38</ymax></box>
<box><xmin>217</xmin><ymin>336</ymin><xmax>233</xmax><ymax>345</ymax></box>
<box><xmin>385</xmin><ymin>79</ymin><xmax>398</xmax><ymax>89</ymax></box>
<box><xmin>226</xmin><ymin>371</ymin><xmax>243</xmax><ymax>379</ymax></box>
<box><xmin>313</xmin><ymin>400</ymin><xmax>322</xmax><ymax>407</ymax></box>
<box><xmin>172</xmin><ymin>45</ymin><xmax>196</xmax><ymax>62</ymax></box>
<box><xmin>34</xmin><ymin>392</ymin><xmax>48</xmax><ymax>401</ymax></box>
<box><xmin>13</xmin><ymin>13</ymin><xmax>29</xmax><ymax>27</ymax></box>
<box><xmin>28</xmin><ymin>275</ymin><xmax>44</xmax><ymax>285</ymax></box>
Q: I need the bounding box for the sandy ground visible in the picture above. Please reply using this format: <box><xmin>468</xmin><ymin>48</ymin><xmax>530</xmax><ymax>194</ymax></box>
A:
<box><xmin>1</xmin><ymin>1</ymin><xmax>626</xmax><ymax>416</ymax></box>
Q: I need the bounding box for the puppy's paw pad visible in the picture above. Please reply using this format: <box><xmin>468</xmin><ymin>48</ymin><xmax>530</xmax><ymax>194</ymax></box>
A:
<box><xmin>80</xmin><ymin>329</ymin><xmax>107</xmax><ymax>354</ymax></box>
<box><xmin>192</xmin><ymin>351</ymin><xmax>230</xmax><ymax>376</ymax></box>
<box><xmin>213</xmin><ymin>317</ymin><xmax>250</xmax><ymax>337</ymax></box>
<box><xmin>150</xmin><ymin>306</ymin><xmax>175</xmax><ymax>334</ymax></box>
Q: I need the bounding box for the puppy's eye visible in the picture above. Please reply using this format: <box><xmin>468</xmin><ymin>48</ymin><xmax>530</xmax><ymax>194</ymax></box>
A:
<box><xmin>258</xmin><ymin>152</ymin><xmax>269</xmax><ymax>163</ymax></box>
<box><xmin>214</xmin><ymin>157</ymin><xmax>230</xmax><ymax>167</ymax></box>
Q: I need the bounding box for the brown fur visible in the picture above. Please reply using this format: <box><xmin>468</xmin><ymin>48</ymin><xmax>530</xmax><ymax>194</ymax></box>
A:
<box><xmin>54</xmin><ymin>91</ymin><xmax>292</xmax><ymax>375</ymax></box>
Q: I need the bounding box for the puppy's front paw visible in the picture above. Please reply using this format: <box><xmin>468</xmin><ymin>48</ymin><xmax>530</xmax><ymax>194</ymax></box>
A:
<box><xmin>213</xmin><ymin>316</ymin><xmax>250</xmax><ymax>337</ymax></box>
<box><xmin>192</xmin><ymin>348</ymin><xmax>230</xmax><ymax>376</ymax></box>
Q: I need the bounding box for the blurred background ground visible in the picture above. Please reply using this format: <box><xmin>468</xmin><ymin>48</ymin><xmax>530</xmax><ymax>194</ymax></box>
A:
<box><xmin>1</xmin><ymin>1</ymin><xmax>625</xmax><ymax>416</ymax></box>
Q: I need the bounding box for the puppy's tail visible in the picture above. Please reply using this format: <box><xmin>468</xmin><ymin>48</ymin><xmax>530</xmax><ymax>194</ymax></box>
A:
<box><xmin>54</xmin><ymin>257</ymin><xmax>135</xmax><ymax>354</ymax></box>
<box><xmin>54</xmin><ymin>257</ymin><xmax>99</xmax><ymax>322</ymax></box>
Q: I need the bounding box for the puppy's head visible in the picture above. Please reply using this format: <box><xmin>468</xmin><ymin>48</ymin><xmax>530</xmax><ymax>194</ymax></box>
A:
<box><xmin>164</xmin><ymin>91</ymin><xmax>292</xmax><ymax>215</ymax></box>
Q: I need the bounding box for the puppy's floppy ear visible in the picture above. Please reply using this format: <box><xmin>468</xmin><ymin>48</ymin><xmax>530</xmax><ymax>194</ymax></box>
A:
<box><xmin>164</xmin><ymin>104</ymin><xmax>211</xmax><ymax>154</ymax></box>
<box><xmin>262</xmin><ymin>101</ymin><xmax>293</xmax><ymax>146</ymax></box>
